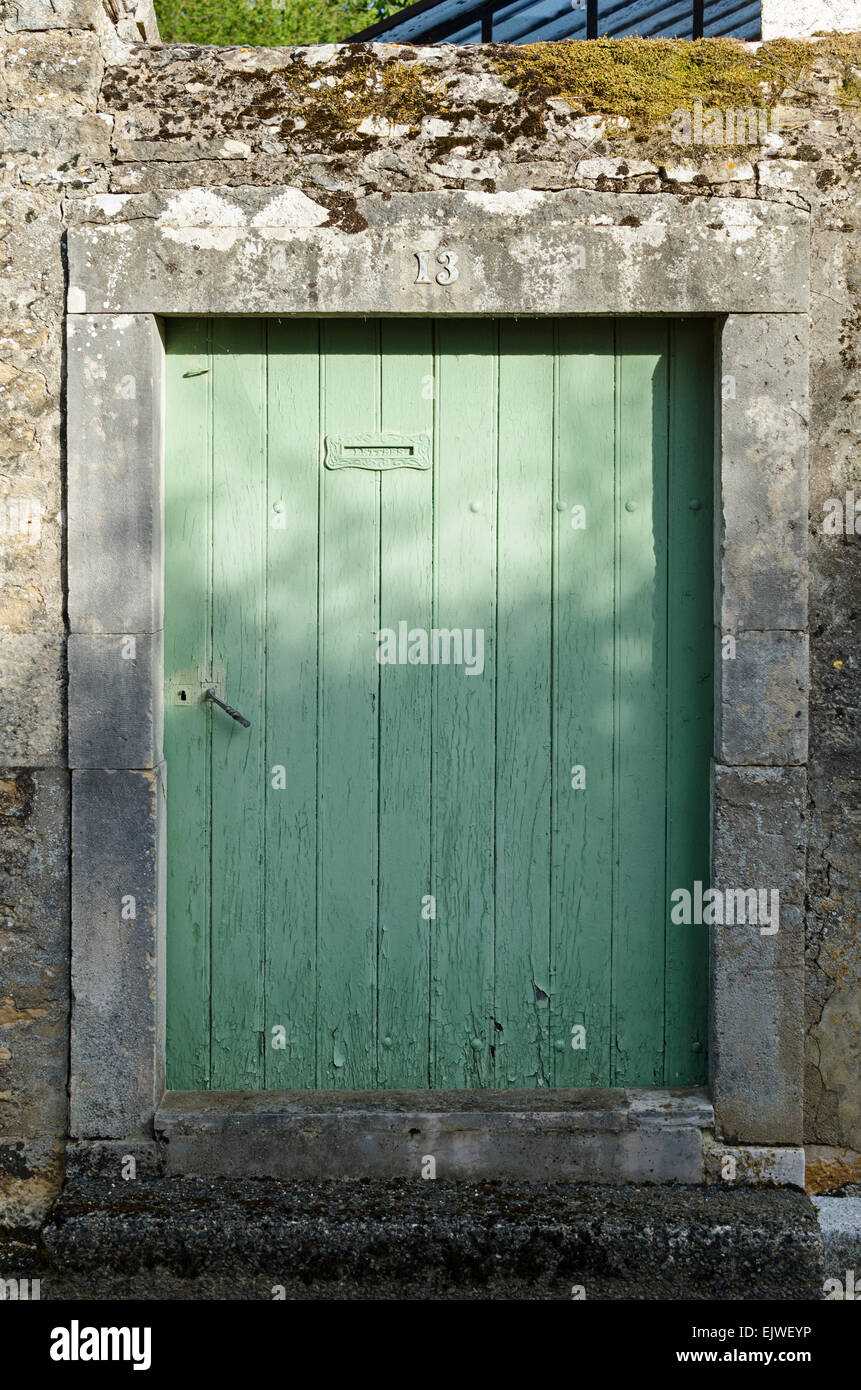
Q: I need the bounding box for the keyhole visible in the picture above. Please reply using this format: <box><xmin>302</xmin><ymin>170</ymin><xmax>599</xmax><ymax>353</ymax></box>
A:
<box><xmin>179</xmin><ymin>690</ymin><xmax>187</xmax><ymax>702</ymax></box>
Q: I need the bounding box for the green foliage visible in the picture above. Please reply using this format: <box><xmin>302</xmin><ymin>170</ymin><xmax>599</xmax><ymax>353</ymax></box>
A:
<box><xmin>154</xmin><ymin>0</ymin><xmax>413</xmax><ymax>46</ymax></box>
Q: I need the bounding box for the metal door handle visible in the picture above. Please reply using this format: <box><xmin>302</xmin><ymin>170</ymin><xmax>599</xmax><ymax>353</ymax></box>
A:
<box><xmin>205</xmin><ymin>688</ymin><xmax>251</xmax><ymax>728</ymax></box>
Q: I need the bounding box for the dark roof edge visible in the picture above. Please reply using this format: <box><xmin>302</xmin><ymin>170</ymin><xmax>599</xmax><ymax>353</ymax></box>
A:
<box><xmin>348</xmin><ymin>0</ymin><xmax>454</xmax><ymax>42</ymax></box>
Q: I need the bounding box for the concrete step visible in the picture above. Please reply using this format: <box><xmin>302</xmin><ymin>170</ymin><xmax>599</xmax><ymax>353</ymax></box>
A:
<box><xmin>153</xmin><ymin>1086</ymin><xmax>716</xmax><ymax>1183</ymax></box>
<box><xmin>26</xmin><ymin>1177</ymin><xmax>824</xmax><ymax>1300</ymax></box>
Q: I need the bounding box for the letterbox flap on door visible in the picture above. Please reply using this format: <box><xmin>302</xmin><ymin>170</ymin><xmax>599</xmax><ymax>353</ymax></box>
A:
<box><xmin>324</xmin><ymin>432</ymin><xmax>431</xmax><ymax>471</ymax></box>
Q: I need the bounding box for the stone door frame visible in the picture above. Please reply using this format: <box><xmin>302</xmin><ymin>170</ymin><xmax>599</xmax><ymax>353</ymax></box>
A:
<box><xmin>65</xmin><ymin>187</ymin><xmax>810</xmax><ymax>1177</ymax></box>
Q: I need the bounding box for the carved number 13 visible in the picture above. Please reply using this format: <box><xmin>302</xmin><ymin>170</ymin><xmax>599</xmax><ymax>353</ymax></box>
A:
<box><xmin>415</xmin><ymin>250</ymin><xmax>459</xmax><ymax>285</ymax></box>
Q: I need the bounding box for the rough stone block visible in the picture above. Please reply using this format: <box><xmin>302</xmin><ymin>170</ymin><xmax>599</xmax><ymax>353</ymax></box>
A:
<box><xmin>704</xmin><ymin>1141</ymin><xmax>805</xmax><ymax>1189</ymax></box>
<box><xmin>0</xmin><ymin>768</ymin><xmax>69</xmax><ymax>1227</ymax></box>
<box><xmin>65</xmin><ymin>1139</ymin><xmax>165</xmax><ymax>1180</ymax></box>
<box><xmin>713</xmin><ymin>765</ymin><xmax>807</xmax><ymax>906</ymax></box>
<box><xmin>805</xmin><ymin>1146</ymin><xmax>861</xmax><ymax>1195</ymax></box>
<box><xmin>0</xmin><ymin>113</ymin><xmax>112</xmax><ymax>164</ymax></box>
<box><xmin>814</xmin><ymin>1196</ymin><xmax>861</xmax><ymax>1287</ymax></box>
<box><xmin>805</xmin><ymin>760</ymin><xmax>861</xmax><ymax>1156</ymax></box>
<box><xmin>0</xmin><ymin>36</ymin><xmax>102</xmax><ymax>108</ymax></box>
<box><xmin>0</xmin><ymin>768</ymin><xmax>70</xmax><ymax>1134</ymax></box>
<box><xmin>711</xmin><ymin>765</ymin><xmax>806</xmax><ymax>1142</ymax></box>
<box><xmin>67</xmin><ymin>314</ymin><xmax>164</xmax><ymax>635</ymax></box>
<box><xmin>0</xmin><ymin>1137</ymin><xmax>63</xmax><ymax>1230</ymax></box>
<box><xmin>0</xmin><ymin>633</ymin><xmax>64</xmax><ymax>765</ymax></box>
<box><xmin>711</xmin><ymin>902</ymin><xmax>804</xmax><ymax>977</ymax></box>
<box><xmin>156</xmin><ymin>1089</ymin><xmax>710</xmax><ymax>1183</ymax></box>
<box><xmin>65</xmin><ymin>189</ymin><xmax>810</xmax><ymax>317</ymax></box>
<box><xmin>718</xmin><ymin>314</ymin><xmax>809</xmax><ymax>631</ymax></box>
<box><xmin>70</xmin><ymin>765</ymin><xmax>165</xmax><ymax>1139</ymax></box>
<box><xmin>809</xmin><ymin>982</ymin><xmax>861</xmax><ymax>1158</ymax></box>
<box><xmin>69</xmin><ymin>631</ymin><xmax>163</xmax><ymax>769</ymax></box>
<box><xmin>717</xmin><ymin>629</ymin><xmax>809</xmax><ymax>766</ymax></box>
<box><xmin>712</xmin><ymin>963</ymin><xmax>804</xmax><ymax>1146</ymax></box>
<box><xmin>4</xmin><ymin>0</ymin><xmax>103</xmax><ymax>29</ymax></box>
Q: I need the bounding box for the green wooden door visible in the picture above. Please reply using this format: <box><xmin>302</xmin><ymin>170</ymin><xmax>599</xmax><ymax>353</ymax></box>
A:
<box><xmin>164</xmin><ymin>317</ymin><xmax>713</xmax><ymax>1092</ymax></box>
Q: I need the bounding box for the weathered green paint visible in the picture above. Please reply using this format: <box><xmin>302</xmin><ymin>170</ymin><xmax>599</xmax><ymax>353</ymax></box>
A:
<box><xmin>378</xmin><ymin>320</ymin><xmax>435</xmax><ymax>1088</ymax></box>
<box><xmin>613</xmin><ymin>321</ymin><xmax>670</xmax><ymax>1086</ymax></box>
<box><xmin>265</xmin><ymin>318</ymin><xmax>319</xmax><ymax>1088</ymax></box>
<box><xmin>317</xmin><ymin>320</ymin><xmax>380</xmax><ymax>1088</ymax></box>
<box><xmin>210</xmin><ymin>319</ymin><xmax>267</xmax><ymax>1089</ymax></box>
<box><xmin>552</xmin><ymin>318</ymin><xmax>615</xmax><ymax>1086</ymax></box>
<box><xmin>164</xmin><ymin>317</ymin><xmax>712</xmax><ymax>1091</ymax></box>
<box><xmin>432</xmin><ymin>320</ymin><xmax>497</xmax><ymax>1088</ymax></box>
<box><xmin>495</xmin><ymin>319</ymin><xmax>553</xmax><ymax>1085</ymax></box>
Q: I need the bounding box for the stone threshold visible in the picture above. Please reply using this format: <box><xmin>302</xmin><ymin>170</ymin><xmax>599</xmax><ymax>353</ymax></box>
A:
<box><xmin>152</xmin><ymin>1086</ymin><xmax>715</xmax><ymax>1183</ymax></box>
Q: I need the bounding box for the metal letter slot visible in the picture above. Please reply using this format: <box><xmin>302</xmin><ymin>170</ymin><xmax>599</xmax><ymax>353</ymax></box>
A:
<box><xmin>324</xmin><ymin>432</ymin><xmax>431</xmax><ymax>472</ymax></box>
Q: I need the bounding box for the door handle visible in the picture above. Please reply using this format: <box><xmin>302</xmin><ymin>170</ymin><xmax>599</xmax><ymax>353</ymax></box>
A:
<box><xmin>205</xmin><ymin>688</ymin><xmax>251</xmax><ymax>728</ymax></box>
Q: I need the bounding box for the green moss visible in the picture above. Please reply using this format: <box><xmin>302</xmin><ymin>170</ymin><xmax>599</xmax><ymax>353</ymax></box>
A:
<box><xmin>492</xmin><ymin>35</ymin><xmax>861</xmax><ymax>143</ymax></box>
<box><xmin>843</xmin><ymin>74</ymin><xmax>861</xmax><ymax>106</ymax></box>
<box><xmin>283</xmin><ymin>52</ymin><xmax>447</xmax><ymax>138</ymax></box>
<box><xmin>277</xmin><ymin>33</ymin><xmax>861</xmax><ymax>150</ymax></box>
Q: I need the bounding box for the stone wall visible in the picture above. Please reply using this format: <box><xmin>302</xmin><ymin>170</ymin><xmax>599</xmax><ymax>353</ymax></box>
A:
<box><xmin>1</xmin><ymin>5</ymin><xmax>859</xmax><ymax>1224</ymax></box>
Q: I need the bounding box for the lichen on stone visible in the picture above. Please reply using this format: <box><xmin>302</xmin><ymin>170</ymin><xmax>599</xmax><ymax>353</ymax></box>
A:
<box><xmin>127</xmin><ymin>45</ymin><xmax>452</xmax><ymax>144</ymax></box>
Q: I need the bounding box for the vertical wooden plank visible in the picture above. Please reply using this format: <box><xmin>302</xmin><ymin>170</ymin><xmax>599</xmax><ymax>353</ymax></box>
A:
<box><xmin>665</xmin><ymin>319</ymin><xmax>713</xmax><ymax>1084</ymax></box>
<box><xmin>431</xmin><ymin>319</ymin><xmax>497</xmax><ymax>1088</ymax></box>
<box><xmin>377</xmin><ymin>320</ymin><xmax>435</xmax><ymax>1088</ymax></box>
<box><xmin>209</xmin><ymin>319</ymin><xmax>267</xmax><ymax>1089</ymax></box>
<box><xmin>317</xmin><ymin>319</ymin><xmax>379</xmax><ymax>1089</ymax></box>
<box><xmin>494</xmin><ymin>319</ymin><xmax>553</xmax><ymax>1087</ymax></box>
<box><xmin>612</xmin><ymin>319</ymin><xmax>669</xmax><ymax>1086</ymax></box>
<box><xmin>164</xmin><ymin>318</ymin><xmax>212</xmax><ymax>1090</ymax></box>
<box><xmin>264</xmin><ymin>320</ymin><xmax>320</xmax><ymax>1088</ymax></box>
<box><xmin>551</xmin><ymin>319</ymin><xmax>616</xmax><ymax>1087</ymax></box>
